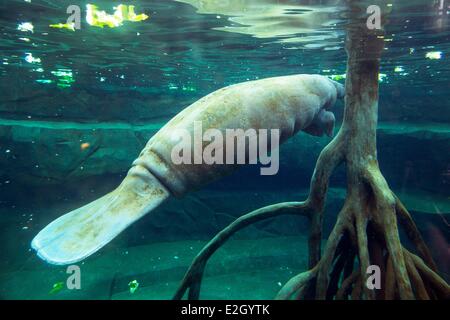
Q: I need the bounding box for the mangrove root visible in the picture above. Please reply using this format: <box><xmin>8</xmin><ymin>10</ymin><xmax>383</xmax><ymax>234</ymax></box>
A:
<box><xmin>172</xmin><ymin>0</ymin><xmax>450</xmax><ymax>300</ymax></box>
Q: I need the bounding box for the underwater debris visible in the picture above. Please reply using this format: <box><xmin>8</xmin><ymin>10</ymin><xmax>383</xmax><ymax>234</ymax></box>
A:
<box><xmin>426</xmin><ymin>51</ymin><xmax>443</xmax><ymax>60</ymax></box>
<box><xmin>51</xmin><ymin>68</ymin><xmax>75</xmax><ymax>88</ymax></box>
<box><xmin>49</xmin><ymin>281</ymin><xmax>64</xmax><ymax>294</ymax></box>
<box><xmin>86</xmin><ymin>4</ymin><xmax>149</xmax><ymax>28</ymax></box>
<box><xmin>80</xmin><ymin>142</ymin><xmax>90</xmax><ymax>150</ymax></box>
<box><xmin>394</xmin><ymin>66</ymin><xmax>408</xmax><ymax>77</ymax></box>
<box><xmin>128</xmin><ymin>280</ymin><xmax>139</xmax><ymax>294</ymax></box>
<box><xmin>17</xmin><ymin>22</ymin><xmax>34</xmax><ymax>33</ymax></box>
<box><xmin>330</xmin><ymin>73</ymin><xmax>388</xmax><ymax>82</ymax></box>
<box><xmin>24</xmin><ymin>53</ymin><xmax>40</xmax><ymax>64</ymax></box>
<box><xmin>49</xmin><ymin>22</ymin><xmax>76</xmax><ymax>31</ymax></box>
<box><xmin>378</xmin><ymin>73</ymin><xmax>387</xmax><ymax>82</ymax></box>
<box><xmin>35</xmin><ymin>79</ymin><xmax>53</xmax><ymax>84</ymax></box>
<box><xmin>329</xmin><ymin>74</ymin><xmax>346</xmax><ymax>81</ymax></box>
<box><xmin>182</xmin><ymin>85</ymin><xmax>196</xmax><ymax>92</ymax></box>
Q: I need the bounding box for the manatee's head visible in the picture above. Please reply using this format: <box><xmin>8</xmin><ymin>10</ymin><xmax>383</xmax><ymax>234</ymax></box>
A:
<box><xmin>303</xmin><ymin>76</ymin><xmax>344</xmax><ymax>137</ymax></box>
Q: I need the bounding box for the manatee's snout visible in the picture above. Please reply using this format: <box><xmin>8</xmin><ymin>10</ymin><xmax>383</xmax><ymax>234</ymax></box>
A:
<box><xmin>303</xmin><ymin>76</ymin><xmax>342</xmax><ymax>138</ymax></box>
<box><xmin>332</xmin><ymin>80</ymin><xmax>345</xmax><ymax>100</ymax></box>
<box><xmin>320</xmin><ymin>109</ymin><xmax>336</xmax><ymax>137</ymax></box>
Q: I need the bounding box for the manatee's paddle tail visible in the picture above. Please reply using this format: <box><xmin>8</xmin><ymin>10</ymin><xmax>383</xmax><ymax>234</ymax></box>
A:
<box><xmin>31</xmin><ymin>74</ymin><xmax>344</xmax><ymax>265</ymax></box>
<box><xmin>31</xmin><ymin>165</ymin><xmax>170</xmax><ymax>265</ymax></box>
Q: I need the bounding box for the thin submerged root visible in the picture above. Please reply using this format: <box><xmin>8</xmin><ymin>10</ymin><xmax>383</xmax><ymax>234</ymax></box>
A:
<box><xmin>172</xmin><ymin>201</ymin><xmax>310</xmax><ymax>300</ymax></box>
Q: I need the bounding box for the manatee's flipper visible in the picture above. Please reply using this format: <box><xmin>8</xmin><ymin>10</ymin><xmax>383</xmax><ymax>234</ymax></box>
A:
<box><xmin>31</xmin><ymin>166</ymin><xmax>170</xmax><ymax>265</ymax></box>
<box><xmin>304</xmin><ymin>109</ymin><xmax>336</xmax><ymax>137</ymax></box>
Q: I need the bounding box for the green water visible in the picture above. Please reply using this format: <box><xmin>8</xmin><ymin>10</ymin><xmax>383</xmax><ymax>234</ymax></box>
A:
<box><xmin>0</xmin><ymin>0</ymin><xmax>449</xmax><ymax>299</ymax></box>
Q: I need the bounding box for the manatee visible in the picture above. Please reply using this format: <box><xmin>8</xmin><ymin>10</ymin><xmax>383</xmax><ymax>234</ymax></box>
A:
<box><xmin>31</xmin><ymin>74</ymin><xmax>344</xmax><ymax>265</ymax></box>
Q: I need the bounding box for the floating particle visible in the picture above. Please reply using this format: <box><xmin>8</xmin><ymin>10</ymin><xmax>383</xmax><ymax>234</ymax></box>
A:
<box><xmin>181</xmin><ymin>86</ymin><xmax>196</xmax><ymax>92</ymax></box>
<box><xmin>36</xmin><ymin>79</ymin><xmax>53</xmax><ymax>84</ymax></box>
<box><xmin>51</xmin><ymin>69</ymin><xmax>72</xmax><ymax>77</ymax></box>
<box><xmin>378</xmin><ymin>73</ymin><xmax>388</xmax><ymax>82</ymax></box>
<box><xmin>394</xmin><ymin>66</ymin><xmax>404</xmax><ymax>72</ymax></box>
<box><xmin>331</xmin><ymin>73</ymin><xmax>387</xmax><ymax>82</ymax></box>
<box><xmin>18</xmin><ymin>22</ymin><xmax>34</xmax><ymax>33</ymax></box>
<box><xmin>174</xmin><ymin>255</ymin><xmax>179</xmax><ymax>260</ymax></box>
<box><xmin>329</xmin><ymin>74</ymin><xmax>346</xmax><ymax>81</ymax></box>
<box><xmin>128</xmin><ymin>280</ymin><xmax>139</xmax><ymax>294</ymax></box>
<box><xmin>24</xmin><ymin>52</ymin><xmax>41</xmax><ymax>64</ymax></box>
<box><xmin>49</xmin><ymin>22</ymin><xmax>76</xmax><ymax>31</ymax></box>
<box><xmin>425</xmin><ymin>51</ymin><xmax>442</xmax><ymax>60</ymax></box>
<box><xmin>323</xmin><ymin>46</ymin><xmax>342</xmax><ymax>51</ymax></box>
<box><xmin>49</xmin><ymin>282</ymin><xmax>64</xmax><ymax>294</ymax></box>
<box><xmin>51</xmin><ymin>68</ymin><xmax>75</xmax><ymax>88</ymax></box>
<box><xmin>86</xmin><ymin>4</ymin><xmax>148</xmax><ymax>28</ymax></box>
<box><xmin>80</xmin><ymin>142</ymin><xmax>90</xmax><ymax>150</ymax></box>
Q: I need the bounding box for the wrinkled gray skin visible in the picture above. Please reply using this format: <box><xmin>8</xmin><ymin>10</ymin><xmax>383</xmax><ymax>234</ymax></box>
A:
<box><xmin>31</xmin><ymin>74</ymin><xmax>344</xmax><ymax>265</ymax></box>
<box><xmin>134</xmin><ymin>74</ymin><xmax>344</xmax><ymax>196</ymax></box>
